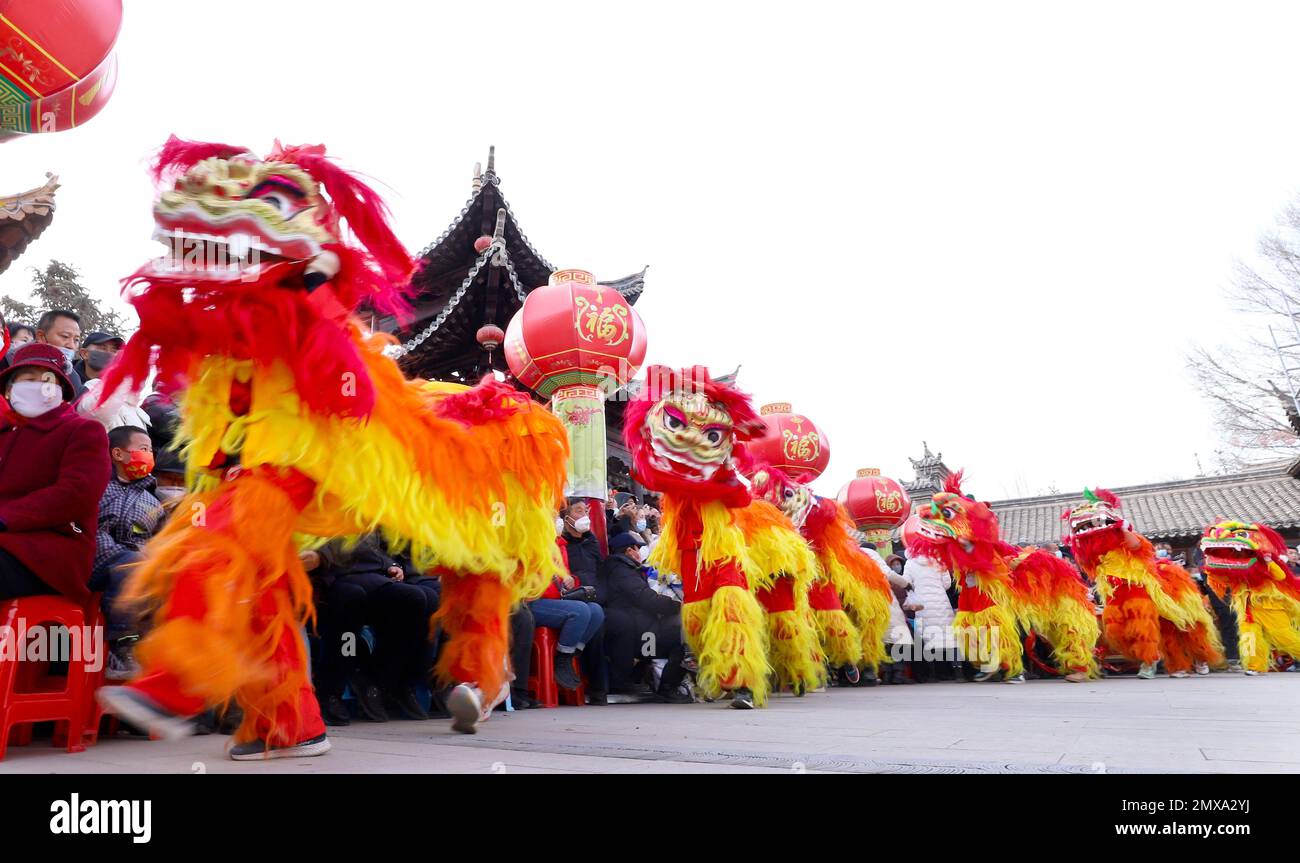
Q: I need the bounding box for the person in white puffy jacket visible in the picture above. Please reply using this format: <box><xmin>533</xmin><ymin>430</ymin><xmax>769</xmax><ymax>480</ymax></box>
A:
<box><xmin>863</xmin><ymin>545</ymin><xmax>914</xmax><ymax>683</ymax></box>
<box><xmin>904</xmin><ymin>554</ymin><xmax>959</xmax><ymax>680</ymax></box>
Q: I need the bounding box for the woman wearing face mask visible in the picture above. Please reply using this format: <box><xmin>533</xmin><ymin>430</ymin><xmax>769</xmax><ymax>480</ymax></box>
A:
<box><xmin>0</xmin><ymin>343</ymin><xmax>112</xmax><ymax>602</ymax></box>
<box><xmin>1</xmin><ymin>322</ymin><xmax>35</xmax><ymax>370</ymax></box>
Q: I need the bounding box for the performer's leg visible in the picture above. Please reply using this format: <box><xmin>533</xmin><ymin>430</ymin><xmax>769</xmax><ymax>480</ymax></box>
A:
<box><xmin>433</xmin><ymin>571</ymin><xmax>513</xmax><ymax>701</ymax></box>
<box><xmin>808</xmin><ymin>579</ymin><xmax>863</xmax><ymax>667</ymax></box>
<box><xmin>1249</xmin><ymin>603</ymin><xmax>1300</xmax><ymax>668</ymax></box>
<box><xmin>757</xmin><ymin>578</ymin><xmax>824</xmax><ymax>693</ymax></box>
<box><xmin>106</xmin><ymin>470</ymin><xmax>319</xmax><ymax>745</ymax></box>
<box><xmin>1159</xmin><ymin>618</ymin><xmax>1195</xmax><ymax>675</ymax></box>
<box><xmin>236</xmin><ymin>581</ymin><xmax>326</xmax><ymax>746</ymax></box>
<box><xmin>698</xmin><ymin>582</ymin><xmax>770</xmax><ymax>706</ymax></box>
<box><xmin>1102</xmin><ymin>585</ymin><xmax>1161</xmax><ymax>667</ymax></box>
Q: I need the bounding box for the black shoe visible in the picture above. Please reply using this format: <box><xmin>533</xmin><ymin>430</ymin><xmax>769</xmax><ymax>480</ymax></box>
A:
<box><xmin>230</xmin><ymin>732</ymin><xmax>331</xmax><ymax>761</ymax></box>
<box><xmin>586</xmin><ymin>692</ymin><xmax>608</xmax><ymax>705</ymax></box>
<box><xmin>653</xmin><ymin>688</ymin><xmax>694</xmax><ymax>704</ymax></box>
<box><xmin>321</xmin><ymin>694</ymin><xmax>351</xmax><ymax>726</ymax></box>
<box><xmin>426</xmin><ymin>685</ymin><xmax>453</xmax><ymax>719</ymax></box>
<box><xmin>391</xmin><ymin>686</ymin><xmax>429</xmax><ymax>721</ymax></box>
<box><xmin>729</xmin><ymin>687</ymin><xmax>755</xmax><ymax>709</ymax></box>
<box><xmin>349</xmin><ymin>673</ymin><xmax>389</xmax><ymax>722</ymax></box>
<box><xmin>553</xmin><ymin>651</ymin><xmax>582</xmax><ymax>691</ymax></box>
<box><xmin>861</xmin><ymin>669</ymin><xmax>879</xmax><ymax>687</ymax></box>
<box><xmin>511</xmin><ymin>689</ymin><xmax>540</xmax><ymax>710</ymax></box>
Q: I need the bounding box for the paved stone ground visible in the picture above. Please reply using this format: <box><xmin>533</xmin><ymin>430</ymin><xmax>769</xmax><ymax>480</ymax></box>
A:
<box><xmin>2</xmin><ymin>672</ymin><xmax>1298</xmax><ymax>774</ymax></box>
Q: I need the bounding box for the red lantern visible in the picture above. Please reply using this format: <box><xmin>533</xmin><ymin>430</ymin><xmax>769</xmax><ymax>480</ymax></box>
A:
<box><xmin>0</xmin><ymin>1</ymin><xmax>123</xmax><ymax>138</ymax></box>
<box><xmin>837</xmin><ymin>469</ymin><xmax>912</xmax><ymax>541</ymax></box>
<box><xmin>746</xmin><ymin>402</ymin><xmax>831</xmax><ymax>480</ymax></box>
<box><xmin>504</xmin><ymin>268</ymin><xmax>647</xmax><ymax>397</ymax></box>
<box><xmin>475</xmin><ymin>324</ymin><xmax>505</xmax><ymax>351</ymax></box>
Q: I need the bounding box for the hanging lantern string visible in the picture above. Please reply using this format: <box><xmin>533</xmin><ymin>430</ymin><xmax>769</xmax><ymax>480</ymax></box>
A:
<box><xmin>384</xmin><ymin>237</ymin><xmax>507</xmax><ymax>359</ymax></box>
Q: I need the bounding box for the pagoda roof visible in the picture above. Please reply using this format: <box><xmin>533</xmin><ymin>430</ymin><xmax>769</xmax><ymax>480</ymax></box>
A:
<box><xmin>0</xmin><ymin>174</ymin><xmax>58</xmax><ymax>276</ymax></box>
<box><xmin>392</xmin><ymin>149</ymin><xmax>646</xmax><ymax>381</ymax></box>
<box><xmin>990</xmin><ymin>459</ymin><xmax>1300</xmax><ymax>545</ymax></box>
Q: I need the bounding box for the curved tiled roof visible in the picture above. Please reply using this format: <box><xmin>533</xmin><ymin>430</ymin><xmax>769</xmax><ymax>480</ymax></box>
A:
<box><xmin>0</xmin><ymin>174</ymin><xmax>58</xmax><ymax>275</ymax></box>
<box><xmin>990</xmin><ymin>459</ymin><xmax>1300</xmax><ymax>545</ymax></box>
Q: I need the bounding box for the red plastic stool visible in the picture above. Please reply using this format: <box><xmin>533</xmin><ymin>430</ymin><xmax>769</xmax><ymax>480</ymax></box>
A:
<box><xmin>527</xmin><ymin>627</ymin><xmax>586</xmax><ymax>708</ymax></box>
<box><xmin>0</xmin><ymin>595</ymin><xmax>103</xmax><ymax>761</ymax></box>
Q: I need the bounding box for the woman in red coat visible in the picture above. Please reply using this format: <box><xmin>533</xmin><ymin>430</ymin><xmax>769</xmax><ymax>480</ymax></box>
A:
<box><xmin>0</xmin><ymin>343</ymin><xmax>111</xmax><ymax>604</ymax></box>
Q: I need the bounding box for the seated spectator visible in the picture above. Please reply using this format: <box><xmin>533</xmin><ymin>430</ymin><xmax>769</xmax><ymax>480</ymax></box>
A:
<box><xmin>560</xmin><ymin>498</ymin><xmax>604</xmax><ymax>587</ymax></box>
<box><xmin>2</xmin><ymin>321</ymin><xmax>35</xmax><ymax>369</ymax></box>
<box><xmin>88</xmin><ymin>425</ymin><xmax>166</xmax><ymax>679</ymax></box>
<box><xmin>531</xmin><ymin>531</ymin><xmax>607</xmax><ymax>697</ymax></box>
<box><xmin>600</xmin><ymin>531</ymin><xmax>689</xmax><ymax>702</ymax></box>
<box><xmin>305</xmin><ymin>534</ymin><xmax>439</xmax><ymax>725</ymax></box>
<box><xmin>33</xmin><ymin>309</ymin><xmax>85</xmax><ymax>396</ymax></box>
<box><xmin>0</xmin><ymin>343</ymin><xmax>110</xmax><ymax>602</ymax></box>
<box><xmin>140</xmin><ymin>379</ymin><xmax>186</xmax><ymax>502</ymax></box>
<box><xmin>77</xmin><ymin>332</ymin><xmax>151</xmax><ymax>432</ymax></box>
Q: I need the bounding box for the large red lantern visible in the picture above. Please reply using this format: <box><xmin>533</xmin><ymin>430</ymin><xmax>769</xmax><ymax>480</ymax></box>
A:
<box><xmin>505</xmin><ymin>268</ymin><xmax>647</xmax><ymax>398</ymax></box>
<box><xmin>838</xmin><ymin>468</ymin><xmax>912</xmax><ymax>550</ymax></box>
<box><xmin>0</xmin><ymin>1</ymin><xmax>122</xmax><ymax>139</ymax></box>
<box><xmin>505</xmin><ymin>268</ymin><xmax>648</xmax><ymax>551</ymax></box>
<box><xmin>746</xmin><ymin>402</ymin><xmax>831</xmax><ymax>480</ymax></box>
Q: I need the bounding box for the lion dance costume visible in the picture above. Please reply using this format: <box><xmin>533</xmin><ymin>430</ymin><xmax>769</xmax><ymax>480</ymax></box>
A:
<box><xmin>1066</xmin><ymin>488</ymin><xmax>1222</xmax><ymax>677</ymax></box>
<box><xmin>910</xmin><ymin>472</ymin><xmax>1099</xmax><ymax>681</ymax></box>
<box><xmin>734</xmin><ymin>464</ymin><xmax>825</xmax><ymax>693</ymax></box>
<box><xmin>97</xmin><ymin>137</ymin><xmax>568</xmax><ymax>752</ymax></box>
<box><xmin>748</xmin><ymin>464</ymin><xmax>893</xmax><ymax>676</ymax></box>
<box><xmin>624</xmin><ymin>366</ymin><xmax>772</xmax><ymax>708</ymax></box>
<box><xmin>1200</xmin><ymin>521</ymin><xmax>1300</xmax><ymax>673</ymax></box>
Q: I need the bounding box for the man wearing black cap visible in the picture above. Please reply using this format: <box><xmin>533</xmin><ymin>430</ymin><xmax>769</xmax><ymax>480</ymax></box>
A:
<box><xmin>0</xmin><ymin>343</ymin><xmax>111</xmax><ymax>602</ymax></box>
<box><xmin>74</xmin><ymin>331</ymin><xmax>125</xmax><ymax>385</ymax></box>
<box><xmin>600</xmin><ymin>531</ymin><xmax>691</xmax><ymax>703</ymax></box>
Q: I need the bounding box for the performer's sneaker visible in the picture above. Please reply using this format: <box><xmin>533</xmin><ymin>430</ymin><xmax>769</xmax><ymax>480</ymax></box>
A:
<box><xmin>729</xmin><ymin>687</ymin><xmax>756</xmax><ymax>709</ymax></box>
<box><xmin>1002</xmin><ymin>674</ymin><xmax>1025</xmax><ymax>684</ymax></box>
<box><xmin>843</xmin><ymin>665</ymin><xmax>861</xmax><ymax>685</ymax></box>
<box><xmin>96</xmin><ymin>686</ymin><xmax>194</xmax><ymax>741</ymax></box>
<box><xmin>1244</xmin><ymin>669</ymin><xmax>1261</xmax><ymax>676</ymax></box>
<box><xmin>1137</xmin><ymin>663</ymin><xmax>1157</xmax><ymax>680</ymax></box>
<box><xmin>1194</xmin><ymin>662</ymin><xmax>1211</xmax><ymax>676</ymax></box>
<box><xmin>1064</xmin><ymin>671</ymin><xmax>1088</xmax><ymax>683</ymax></box>
<box><xmin>448</xmin><ymin>683</ymin><xmax>484</xmax><ymax>734</ymax></box>
<box><xmin>972</xmin><ymin>670</ymin><xmax>999</xmax><ymax>683</ymax></box>
<box><xmin>1169</xmin><ymin>670</ymin><xmax>1190</xmax><ymax>678</ymax></box>
<box><xmin>229</xmin><ymin>733</ymin><xmax>331</xmax><ymax>761</ymax></box>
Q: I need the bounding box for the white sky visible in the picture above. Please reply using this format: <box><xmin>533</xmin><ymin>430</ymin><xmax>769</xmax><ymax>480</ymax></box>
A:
<box><xmin>2</xmin><ymin>0</ymin><xmax>1295</xmax><ymax>500</ymax></box>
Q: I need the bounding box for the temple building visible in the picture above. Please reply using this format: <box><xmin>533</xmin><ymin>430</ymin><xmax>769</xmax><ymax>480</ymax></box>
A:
<box><xmin>0</xmin><ymin>174</ymin><xmax>58</xmax><ymax>275</ymax></box>
<box><xmin>989</xmin><ymin>458</ymin><xmax>1300</xmax><ymax>561</ymax></box>
<box><xmin>903</xmin><ymin>441</ymin><xmax>953</xmax><ymax>506</ymax></box>
<box><xmin>381</xmin><ymin>149</ymin><xmax>647</xmax><ymax>490</ymax></box>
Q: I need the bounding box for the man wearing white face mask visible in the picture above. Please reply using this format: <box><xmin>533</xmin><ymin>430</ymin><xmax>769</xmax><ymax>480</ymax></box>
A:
<box><xmin>0</xmin><ymin>343</ymin><xmax>111</xmax><ymax>602</ymax></box>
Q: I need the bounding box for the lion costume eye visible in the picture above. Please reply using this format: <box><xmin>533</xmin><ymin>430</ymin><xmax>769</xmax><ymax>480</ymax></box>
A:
<box><xmin>664</xmin><ymin>413</ymin><xmax>685</xmax><ymax>431</ymax></box>
<box><xmin>705</xmin><ymin>429</ymin><xmax>722</xmax><ymax>445</ymax></box>
<box><xmin>942</xmin><ymin>507</ymin><xmax>956</xmax><ymax>520</ymax></box>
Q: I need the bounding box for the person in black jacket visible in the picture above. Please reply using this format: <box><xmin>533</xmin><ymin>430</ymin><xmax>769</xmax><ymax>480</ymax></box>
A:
<box><xmin>306</xmin><ymin>534</ymin><xmax>439</xmax><ymax>725</ymax></box>
<box><xmin>561</xmin><ymin>498</ymin><xmax>605</xmax><ymax>587</ymax></box>
<box><xmin>600</xmin><ymin>532</ymin><xmax>689</xmax><ymax>702</ymax></box>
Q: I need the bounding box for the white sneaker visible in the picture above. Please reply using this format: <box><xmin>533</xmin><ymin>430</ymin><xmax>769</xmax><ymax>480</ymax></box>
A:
<box><xmin>1195</xmin><ymin>662</ymin><xmax>1210</xmax><ymax>676</ymax></box>
<box><xmin>1170</xmin><ymin>670</ymin><xmax>1189</xmax><ymax>679</ymax></box>
<box><xmin>1244</xmin><ymin>669</ymin><xmax>1261</xmax><ymax>676</ymax></box>
<box><xmin>1137</xmin><ymin>663</ymin><xmax>1157</xmax><ymax>680</ymax></box>
<box><xmin>1003</xmin><ymin>674</ymin><xmax>1025</xmax><ymax>684</ymax></box>
<box><xmin>448</xmin><ymin>684</ymin><xmax>483</xmax><ymax>734</ymax></box>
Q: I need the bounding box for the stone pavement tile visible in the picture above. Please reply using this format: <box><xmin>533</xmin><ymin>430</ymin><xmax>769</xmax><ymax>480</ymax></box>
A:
<box><xmin>1201</xmin><ymin>747</ymin><xmax>1300</xmax><ymax>765</ymax></box>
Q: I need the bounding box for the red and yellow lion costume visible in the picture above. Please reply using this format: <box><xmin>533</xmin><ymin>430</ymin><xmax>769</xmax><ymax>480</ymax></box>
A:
<box><xmin>1200</xmin><ymin>520</ymin><xmax>1300</xmax><ymax>673</ymax></box>
<box><xmin>98</xmin><ymin>137</ymin><xmax>568</xmax><ymax>747</ymax></box>
<box><xmin>1066</xmin><ymin>488</ymin><xmax>1222</xmax><ymax>675</ymax></box>
<box><xmin>910</xmin><ymin>472</ymin><xmax>1100</xmax><ymax>680</ymax></box>
<box><xmin>624</xmin><ymin>365</ymin><xmax>772</xmax><ymax>707</ymax></box>
<box><xmin>748</xmin><ymin>464</ymin><xmax>893</xmax><ymax>673</ymax></box>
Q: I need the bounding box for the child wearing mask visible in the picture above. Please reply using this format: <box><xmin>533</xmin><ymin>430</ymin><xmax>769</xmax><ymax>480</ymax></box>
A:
<box><xmin>90</xmin><ymin>424</ymin><xmax>166</xmax><ymax>678</ymax></box>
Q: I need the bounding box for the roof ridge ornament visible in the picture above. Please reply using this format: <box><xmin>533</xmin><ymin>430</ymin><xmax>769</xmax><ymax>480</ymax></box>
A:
<box><xmin>472</xmin><ymin>162</ymin><xmax>482</xmax><ymax>193</ymax></box>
